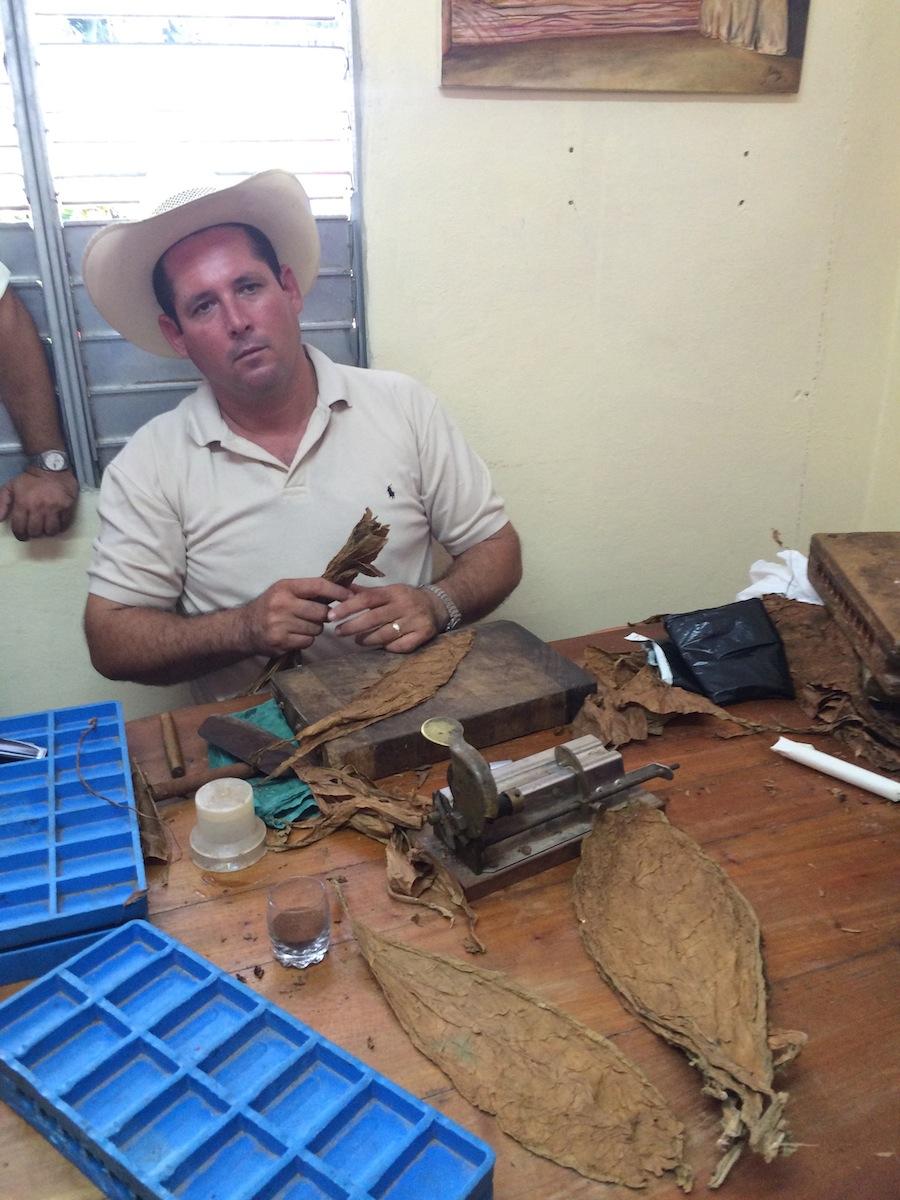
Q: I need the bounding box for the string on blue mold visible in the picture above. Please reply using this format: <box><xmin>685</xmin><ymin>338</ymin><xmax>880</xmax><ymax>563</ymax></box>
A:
<box><xmin>76</xmin><ymin>718</ymin><xmax>138</xmax><ymax>811</ymax></box>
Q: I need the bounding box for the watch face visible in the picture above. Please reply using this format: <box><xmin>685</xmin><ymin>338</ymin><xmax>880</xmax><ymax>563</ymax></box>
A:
<box><xmin>41</xmin><ymin>451</ymin><xmax>68</xmax><ymax>471</ymax></box>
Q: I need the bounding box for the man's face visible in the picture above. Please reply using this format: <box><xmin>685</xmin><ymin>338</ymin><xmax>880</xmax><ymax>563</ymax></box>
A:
<box><xmin>157</xmin><ymin>225</ymin><xmax>304</xmax><ymax>406</ymax></box>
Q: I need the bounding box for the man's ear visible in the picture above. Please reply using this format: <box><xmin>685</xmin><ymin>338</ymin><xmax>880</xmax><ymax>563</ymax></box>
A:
<box><xmin>280</xmin><ymin>265</ymin><xmax>304</xmax><ymax>316</ymax></box>
<box><xmin>158</xmin><ymin>313</ymin><xmax>189</xmax><ymax>357</ymax></box>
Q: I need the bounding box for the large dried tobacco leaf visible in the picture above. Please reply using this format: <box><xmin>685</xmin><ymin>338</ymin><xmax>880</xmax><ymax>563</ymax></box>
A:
<box><xmin>343</xmin><ymin>898</ymin><xmax>692</xmax><ymax>1191</ymax></box>
<box><xmin>267</xmin><ymin>766</ymin><xmax>430</xmax><ymax>850</ymax></box>
<box><xmin>270</xmin><ymin>629</ymin><xmax>476</xmax><ymax>777</ymax></box>
<box><xmin>574</xmin><ymin>804</ymin><xmax>805</xmax><ymax>1187</ymax></box>
<box><xmin>252</xmin><ymin>507</ymin><xmax>391</xmax><ymax>691</ymax></box>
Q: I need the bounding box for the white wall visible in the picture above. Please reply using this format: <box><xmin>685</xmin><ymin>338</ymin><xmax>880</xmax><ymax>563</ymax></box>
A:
<box><xmin>2</xmin><ymin>0</ymin><xmax>898</xmax><ymax>720</ymax></box>
<box><xmin>796</xmin><ymin>3</ymin><xmax>900</xmax><ymax>534</ymax></box>
<box><xmin>0</xmin><ymin>493</ymin><xmax>190</xmax><ymax>718</ymax></box>
<box><xmin>358</xmin><ymin>0</ymin><xmax>900</xmax><ymax>640</ymax></box>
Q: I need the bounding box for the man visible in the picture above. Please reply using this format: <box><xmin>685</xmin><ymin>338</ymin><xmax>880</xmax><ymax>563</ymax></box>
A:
<box><xmin>0</xmin><ymin>260</ymin><xmax>78</xmax><ymax>539</ymax></box>
<box><xmin>82</xmin><ymin>170</ymin><xmax>521</xmax><ymax>700</ymax></box>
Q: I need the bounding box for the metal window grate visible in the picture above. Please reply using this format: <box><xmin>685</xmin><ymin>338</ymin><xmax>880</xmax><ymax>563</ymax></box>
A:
<box><xmin>0</xmin><ymin>0</ymin><xmax>363</xmax><ymax>486</ymax></box>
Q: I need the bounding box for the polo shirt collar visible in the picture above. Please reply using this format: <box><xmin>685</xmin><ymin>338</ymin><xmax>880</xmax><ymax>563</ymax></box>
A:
<box><xmin>306</xmin><ymin>344</ymin><xmax>352</xmax><ymax>413</ymax></box>
<box><xmin>183</xmin><ymin>345</ymin><xmax>350</xmax><ymax>450</ymax></box>
<box><xmin>184</xmin><ymin>381</ymin><xmax>226</xmax><ymax>448</ymax></box>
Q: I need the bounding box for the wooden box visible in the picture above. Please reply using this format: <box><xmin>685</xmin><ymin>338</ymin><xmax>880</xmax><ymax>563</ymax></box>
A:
<box><xmin>808</xmin><ymin>532</ymin><xmax>900</xmax><ymax>698</ymax></box>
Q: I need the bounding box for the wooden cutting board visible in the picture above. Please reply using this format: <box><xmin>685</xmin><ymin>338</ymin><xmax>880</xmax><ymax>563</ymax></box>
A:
<box><xmin>271</xmin><ymin>620</ymin><xmax>597</xmax><ymax>778</ymax></box>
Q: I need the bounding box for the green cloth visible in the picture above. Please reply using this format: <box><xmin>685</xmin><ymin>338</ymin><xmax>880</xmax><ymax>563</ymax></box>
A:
<box><xmin>206</xmin><ymin>699</ymin><xmax>318</xmax><ymax>829</ymax></box>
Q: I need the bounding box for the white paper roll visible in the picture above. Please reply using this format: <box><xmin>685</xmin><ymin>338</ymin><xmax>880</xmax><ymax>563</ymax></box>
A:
<box><xmin>771</xmin><ymin>737</ymin><xmax>900</xmax><ymax>802</ymax></box>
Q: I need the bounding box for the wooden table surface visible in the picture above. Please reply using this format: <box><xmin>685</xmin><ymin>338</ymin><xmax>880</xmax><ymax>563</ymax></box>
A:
<box><xmin>1</xmin><ymin>630</ymin><xmax>898</xmax><ymax>1200</ymax></box>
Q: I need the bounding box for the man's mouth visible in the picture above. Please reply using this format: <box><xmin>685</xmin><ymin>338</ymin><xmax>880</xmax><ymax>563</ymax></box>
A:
<box><xmin>233</xmin><ymin>344</ymin><xmax>267</xmax><ymax>363</ymax></box>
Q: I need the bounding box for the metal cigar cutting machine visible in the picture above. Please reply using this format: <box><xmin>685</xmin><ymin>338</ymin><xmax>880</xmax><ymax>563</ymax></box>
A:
<box><xmin>417</xmin><ymin>718</ymin><xmax>678</xmax><ymax>899</ymax></box>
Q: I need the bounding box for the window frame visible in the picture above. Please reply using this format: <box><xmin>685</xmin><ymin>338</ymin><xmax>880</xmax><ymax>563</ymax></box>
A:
<box><xmin>0</xmin><ymin>0</ymin><xmax>366</xmax><ymax>489</ymax></box>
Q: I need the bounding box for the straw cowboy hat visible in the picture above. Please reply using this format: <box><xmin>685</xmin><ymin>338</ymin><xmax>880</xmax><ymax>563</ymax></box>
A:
<box><xmin>82</xmin><ymin>169</ymin><xmax>320</xmax><ymax>359</ymax></box>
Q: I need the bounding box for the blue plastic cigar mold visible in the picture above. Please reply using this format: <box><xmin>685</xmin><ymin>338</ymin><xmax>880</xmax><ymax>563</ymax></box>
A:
<box><xmin>0</xmin><ymin>920</ymin><xmax>495</xmax><ymax>1200</ymax></box>
<box><xmin>0</xmin><ymin>701</ymin><xmax>148</xmax><ymax>983</ymax></box>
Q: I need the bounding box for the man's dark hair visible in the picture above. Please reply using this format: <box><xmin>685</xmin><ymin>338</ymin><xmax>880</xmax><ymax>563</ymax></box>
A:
<box><xmin>152</xmin><ymin>222</ymin><xmax>282</xmax><ymax>326</ymax></box>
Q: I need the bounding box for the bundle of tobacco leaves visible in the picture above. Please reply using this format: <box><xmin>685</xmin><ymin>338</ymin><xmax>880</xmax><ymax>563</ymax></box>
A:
<box><xmin>251</xmin><ymin>507</ymin><xmax>391</xmax><ymax>691</ymax></box>
<box><xmin>269</xmin><ymin>629</ymin><xmax>475</xmax><ymax>777</ymax></box>
<box><xmin>266</xmin><ymin>765</ymin><xmax>431</xmax><ymax>850</ymax></box>
<box><xmin>574</xmin><ymin>803</ymin><xmax>806</xmax><ymax>1188</ymax></box>
<box><xmin>339</xmin><ymin>888</ymin><xmax>693</xmax><ymax>1192</ymax></box>
<box><xmin>574</xmin><ymin>644</ymin><xmax>804</xmax><ymax>749</ymax></box>
<box><xmin>320</xmin><ymin>506</ymin><xmax>391</xmax><ymax>587</ymax></box>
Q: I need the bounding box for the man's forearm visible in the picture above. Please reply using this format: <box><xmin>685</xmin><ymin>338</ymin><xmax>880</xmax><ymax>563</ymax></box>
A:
<box><xmin>0</xmin><ymin>288</ymin><xmax>66</xmax><ymax>452</ymax></box>
<box><xmin>0</xmin><ymin>287</ymin><xmax>78</xmax><ymax>540</ymax></box>
<box><xmin>433</xmin><ymin>522</ymin><xmax>523</xmax><ymax>626</ymax></box>
<box><xmin>84</xmin><ymin>600</ymin><xmax>253</xmax><ymax>686</ymax></box>
<box><xmin>84</xmin><ymin>577</ymin><xmax>350</xmax><ymax>686</ymax></box>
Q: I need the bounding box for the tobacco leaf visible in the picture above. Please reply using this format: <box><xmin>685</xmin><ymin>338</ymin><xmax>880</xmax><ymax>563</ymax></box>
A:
<box><xmin>266</xmin><ymin>765</ymin><xmax>430</xmax><ymax>850</ymax></box>
<box><xmin>763</xmin><ymin>596</ymin><xmax>900</xmax><ymax>773</ymax></box>
<box><xmin>321</xmin><ymin>506</ymin><xmax>391</xmax><ymax>586</ymax></box>
<box><xmin>131</xmin><ymin>760</ymin><xmax>172</xmax><ymax>864</ymax></box>
<box><xmin>574</xmin><ymin>647</ymin><xmax>806</xmax><ymax>750</ymax></box>
<box><xmin>269</xmin><ymin>629</ymin><xmax>476</xmax><ymax>776</ymax></box>
<box><xmin>386</xmin><ymin>830</ymin><xmax>485</xmax><ymax>954</ymax></box>
<box><xmin>340</xmin><ymin>890</ymin><xmax>692</xmax><ymax>1191</ymax></box>
<box><xmin>574</xmin><ymin>803</ymin><xmax>805</xmax><ymax>1187</ymax></box>
<box><xmin>251</xmin><ymin>507</ymin><xmax>391</xmax><ymax>691</ymax></box>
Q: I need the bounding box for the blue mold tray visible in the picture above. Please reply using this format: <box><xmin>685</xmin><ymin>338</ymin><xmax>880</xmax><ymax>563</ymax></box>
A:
<box><xmin>0</xmin><ymin>701</ymin><xmax>147</xmax><ymax>982</ymax></box>
<box><xmin>0</xmin><ymin>921</ymin><xmax>495</xmax><ymax>1200</ymax></box>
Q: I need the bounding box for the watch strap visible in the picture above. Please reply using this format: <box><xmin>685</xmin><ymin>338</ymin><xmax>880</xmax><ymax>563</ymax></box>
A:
<box><xmin>421</xmin><ymin>583</ymin><xmax>462</xmax><ymax>632</ymax></box>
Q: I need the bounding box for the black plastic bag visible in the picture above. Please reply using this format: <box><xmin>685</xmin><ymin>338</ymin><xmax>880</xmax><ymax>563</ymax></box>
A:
<box><xmin>662</xmin><ymin>598</ymin><xmax>794</xmax><ymax>706</ymax></box>
<box><xmin>652</xmin><ymin>637</ymin><xmax>704</xmax><ymax>694</ymax></box>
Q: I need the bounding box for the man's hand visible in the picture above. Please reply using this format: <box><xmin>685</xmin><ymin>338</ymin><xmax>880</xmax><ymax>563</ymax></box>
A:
<box><xmin>330</xmin><ymin>582</ymin><xmax>446</xmax><ymax>653</ymax></box>
<box><xmin>238</xmin><ymin>577</ymin><xmax>352</xmax><ymax>656</ymax></box>
<box><xmin>328</xmin><ymin>522</ymin><xmax>523</xmax><ymax>656</ymax></box>
<box><xmin>0</xmin><ymin>467</ymin><xmax>78</xmax><ymax>540</ymax></box>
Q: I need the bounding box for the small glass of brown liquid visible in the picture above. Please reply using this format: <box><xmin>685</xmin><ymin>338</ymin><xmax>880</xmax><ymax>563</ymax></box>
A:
<box><xmin>267</xmin><ymin>877</ymin><xmax>330</xmax><ymax>968</ymax></box>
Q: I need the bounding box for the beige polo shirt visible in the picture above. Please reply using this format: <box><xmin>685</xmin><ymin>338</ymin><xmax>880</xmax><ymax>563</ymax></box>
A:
<box><xmin>88</xmin><ymin>346</ymin><xmax>508</xmax><ymax>700</ymax></box>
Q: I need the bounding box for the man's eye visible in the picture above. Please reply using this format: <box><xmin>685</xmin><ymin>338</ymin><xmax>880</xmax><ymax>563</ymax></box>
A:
<box><xmin>191</xmin><ymin>299</ymin><xmax>213</xmax><ymax>318</ymax></box>
<box><xmin>240</xmin><ymin>282</ymin><xmax>261</xmax><ymax>294</ymax></box>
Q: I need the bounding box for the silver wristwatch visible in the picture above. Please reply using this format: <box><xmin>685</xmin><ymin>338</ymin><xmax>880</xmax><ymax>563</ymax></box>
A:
<box><xmin>28</xmin><ymin>449</ymin><xmax>71</xmax><ymax>473</ymax></box>
<box><xmin>421</xmin><ymin>583</ymin><xmax>463</xmax><ymax>632</ymax></box>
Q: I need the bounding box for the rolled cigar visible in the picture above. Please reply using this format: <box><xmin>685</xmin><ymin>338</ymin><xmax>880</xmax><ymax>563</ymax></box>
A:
<box><xmin>150</xmin><ymin>761</ymin><xmax>255</xmax><ymax>803</ymax></box>
<box><xmin>160</xmin><ymin>712</ymin><xmax>186</xmax><ymax>778</ymax></box>
<box><xmin>771</xmin><ymin>737</ymin><xmax>900</xmax><ymax>802</ymax></box>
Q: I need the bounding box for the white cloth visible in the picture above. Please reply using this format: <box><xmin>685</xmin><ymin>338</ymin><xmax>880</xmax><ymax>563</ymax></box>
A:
<box><xmin>736</xmin><ymin>550</ymin><xmax>823</xmax><ymax>604</ymax></box>
<box><xmin>88</xmin><ymin>345</ymin><xmax>509</xmax><ymax>700</ymax></box>
<box><xmin>0</xmin><ymin>260</ymin><xmax>10</xmax><ymax>301</ymax></box>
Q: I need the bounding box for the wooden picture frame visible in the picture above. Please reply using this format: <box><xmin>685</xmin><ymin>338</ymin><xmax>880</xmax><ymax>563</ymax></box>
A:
<box><xmin>441</xmin><ymin>1</ymin><xmax>812</xmax><ymax>94</ymax></box>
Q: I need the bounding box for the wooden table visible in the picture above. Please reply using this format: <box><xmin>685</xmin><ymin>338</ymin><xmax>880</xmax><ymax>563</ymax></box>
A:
<box><xmin>1</xmin><ymin>631</ymin><xmax>898</xmax><ymax>1199</ymax></box>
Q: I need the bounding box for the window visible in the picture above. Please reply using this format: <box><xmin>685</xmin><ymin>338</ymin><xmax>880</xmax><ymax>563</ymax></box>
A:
<box><xmin>0</xmin><ymin>0</ymin><xmax>364</xmax><ymax>485</ymax></box>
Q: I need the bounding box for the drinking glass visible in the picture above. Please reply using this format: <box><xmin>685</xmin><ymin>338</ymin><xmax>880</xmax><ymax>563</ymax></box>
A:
<box><xmin>267</xmin><ymin>877</ymin><xmax>331</xmax><ymax>968</ymax></box>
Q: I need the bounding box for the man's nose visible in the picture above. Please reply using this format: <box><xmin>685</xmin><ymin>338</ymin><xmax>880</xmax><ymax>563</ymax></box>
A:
<box><xmin>223</xmin><ymin>297</ymin><xmax>251</xmax><ymax>336</ymax></box>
